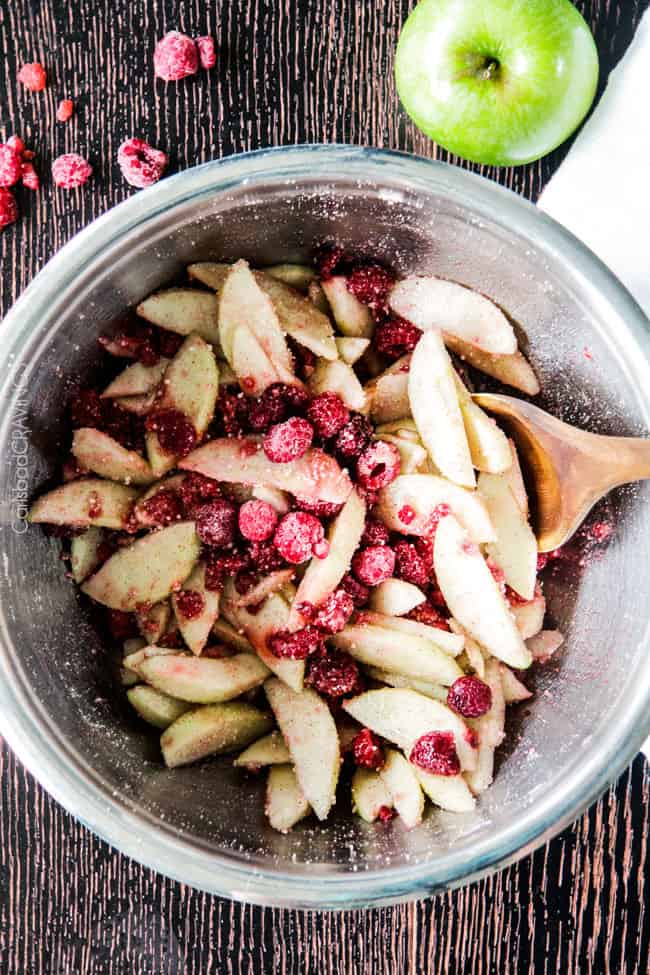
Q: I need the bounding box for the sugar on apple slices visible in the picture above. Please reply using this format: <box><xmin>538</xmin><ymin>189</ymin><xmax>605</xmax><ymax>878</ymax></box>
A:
<box><xmin>161</xmin><ymin>702</ymin><xmax>273</xmax><ymax>769</ymax></box>
<box><xmin>442</xmin><ymin>332</ymin><xmax>540</xmax><ymax>397</ymax></box>
<box><xmin>320</xmin><ymin>275</ymin><xmax>374</xmax><ymax>338</ymax></box>
<box><xmin>170</xmin><ymin>562</ymin><xmax>221</xmax><ymax>655</ymax></box>
<box><xmin>127</xmin><ymin>684</ymin><xmax>190</xmax><ymax>730</ymax></box>
<box><xmin>331</xmin><ymin>623</ymin><xmax>463</xmax><ymax>685</ymax></box>
<box><xmin>352</xmin><ymin>767</ymin><xmax>393</xmax><ymax>823</ymax></box>
<box><xmin>376</xmin><ymin>473</ymin><xmax>495</xmax><ymax>543</ymax></box>
<box><xmin>28</xmin><ymin>478</ymin><xmax>138</xmax><ymax>530</ymax></box>
<box><xmin>266</xmin><ymin>764</ymin><xmax>311</xmax><ymax>833</ymax></box>
<box><xmin>379</xmin><ymin>749</ymin><xmax>424</xmax><ymax>829</ymax></box>
<box><xmin>479</xmin><ymin>469</ymin><xmax>537</xmax><ymax>601</ymax></box>
<box><xmin>101</xmin><ymin>358</ymin><xmax>170</xmax><ymax>399</ymax></box>
<box><xmin>70</xmin><ymin>527</ymin><xmax>105</xmax><ymax>583</ymax></box>
<box><xmin>234</xmin><ymin>730</ymin><xmax>291</xmax><ymax>769</ymax></box>
<box><xmin>137</xmin><ymin>288</ymin><xmax>222</xmax><ymax>347</ymax></box>
<box><xmin>72</xmin><ymin>428</ymin><xmax>154</xmax><ymax>486</ymax></box>
<box><xmin>138</xmin><ymin>652</ymin><xmax>270</xmax><ymax>704</ymax></box>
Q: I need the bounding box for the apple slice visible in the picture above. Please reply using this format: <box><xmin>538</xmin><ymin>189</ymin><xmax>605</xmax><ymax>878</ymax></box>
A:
<box><xmin>376</xmin><ymin>434</ymin><xmax>427</xmax><ymax>474</ymax></box>
<box><xmin>264</xmin><ymin>263</ymin><xmax>316</xmax><ymax>292</ymax></box>
<box><xmin>449</xmin><ymin>621</ymin><xmax>487</xmax><ymax>678</ymax></box>
<box><xmin>255</xmin><ymin>272</ymin><xmax>337</xmax><ymax>360</ymax></box>
<box><xmin>308</xmin><ymin>280</ymin><xmax>330</xmax><ymax>313</ymax></box>
<box><xmin>161</xmin><ymin>702</ymin><xmax>273</xmax><ymax>768</ymax></box>
<box><xmin>412</xmin><ymin>766</ymin><xmax>476</xmax><ymax>813</ymax></box>
<box><xmin>343</xmin><ymin>687</ymin><xmax>476</xmax><ymax>771</ymax></box>
<box><xmin>527</xmin><ymin>629</ymin><xmax>564</xmax><ymax>661</ymax></box>
<box><xmin>127</xmin><ymin>685</ymin><xmax>190</xmax><ymax>730</ymax></box>
<box><xmin>82</xmin><ymin>522</ymin><xmax>200</xmax><ymax>610</ymax></box>
<box><xmin>180</xmin><ymin>438</ymin><xmax>352</xmax><ymax>505</ymax></box>
<box><xmin>114</xmin><ymin>392</ymin><xmax>157</xmax><ymax>416</ymax></box>
<box><xmin>358</xmin><ymin>612</ymin><xmax>464</xmax><ymax>657</ymax></box>
<box><xmin>465</xmin><ymin>659</ymin><xmax>505</xmax><ymax>795</ymax></box>
<box><xmin>364</xmin><ymin>667</ymin><xmax>448</xmax><ymax>703</ymax></box>
<box><xmin>232</xmin><ymin>568</ymin><xmax>295</xmax><ymax>608</ymax></box>
<box><xmin>375</xmin><ymin>418</ymin><xmax>419</xmax><ymax>438</ymax></box>
<box><xmin>171</xmin><ymin>562</ymin><xmax>221</xmax><ymax>655</ymax></box>
<box><xmin>133</xmin><ymin>474</ymin><xmax>186</xmax><ymax>526</ymax></box>
<box><xmin>287</xmin><ymin>488</ymin><xmax>366</xmax><ymax>630</ymax></box>
<box><xmin>72</xmin><ymin>428</ymin><xmax>154</xmax><ymax>486</ymax></box>
<box><xmin>332</xmin><ymin>622</ymin><xmax>462</xmax><ymax>685</ymax></box>
<box><xmin>139</xmin><ymin>652</ymin><xmax>269</xmax><ymax>703</ymax></box>
<box><xmin>369</xmin><ymin>579</ymin><xmax>426</xmax><ymax>616</ymax></box>
<box><xmin>352</xmin><ymin>768</ymin><xmax>393</xmax><ymax>823</ymax></box>
<box><xmin>264</xmin><ymin>677</ymin><xmax>340</xmax><ymax>820</ymax></box>
<box><xmin>379</xmin><ymin>749</ymin><xmax>424</xmax><ymax>828</ymax></box>
<box><xmin>442</xmin><ymin>333</ymin><xmax>540</xmax><ymax>396</ymax></box>
<box><xmin>122</xmin><ymin>644</ymin><xmax>178</xmax><ymax>676</ymax></box>
<box><xmin>321</xmin><ymin>276</ymin><xmax>374</xmax><ymax>337</ymax></box>
<box><xmin>500</xmin><ymin>664</ymin><xmax>532</xmax><ymax>704</ymax></box>
<box><xmin>29</xmin><ymin>478</ymin><xmax>138</xmax><ymax>529</ymax></box>
<box><xmin>434</xmin><ymin>515</ymin><xmax>532</xmax><ymax>669</ymax></box>
<box><xmin>137</xmin><ymin>288</ymin><xmax>222</xmax><ymax>346</ymax></box>
<box><xmin>101</xmin><ymin>359</ymin><xmax>170</xmax><ymax>399</ymax></box>
<box><xmin>376</xmin><ymin>473</ymin><xmax>495</xmax><ymax>543</ymax></box>
<box><xmin>511</xmin><ymin>587</ymin><xmax>546</xmax><ymax>640</ymax></box>
<box><xmin>136</xmin><ymin>600</ymin><xmax>171</xmax><ymax>645</ymax></box>
<box><xmin>186</xmin><ymin>261</ymin><xmax>231</xmax><ymax>293</ymax></box>
<box><xmin>70</xmin><ymin>527</ymin><xmax>105</xmax><ymax>583</ymax></box>
<box><xmin>211</xmin><ymin>617</ymin><xmax>255</xmax><ymax>655</ymax></box>
<box><xmin>479</xmin><ymin>471</ymin><xmax>537</xmax><ymax>600</ymax></box>
<box><xmin>336</xmin><ymin>337</ymin><xmax>370</xmax><ymax>365</ymax></box>
<box><xmin>222</xmin><ymin>587</ymin><xmax>304</xmax><ymax>692</ymax></box>
<box><xmin>453</xmin><ymin>373</ymin><xmax>511</xmax><ymax>473</ymax></box>
<box><xmin>308</xmin><ymin>359</ymin><xmax>366</xmax><ymax>411</ymax></box>
<box><xmin>504</xmin><ymin>439</ymin><xmax>529</xmax><ymax>516</ymax></box>
<box><xmin>234</xmin><ymin>730</ymin><xmax>291</xmax><ymax>768</ymax></box>
<box><xmin>266</xmin><ymin>765</ymin><xmax>311</xmax><ymax>833</ymax></box>
<box><xmin>252</xmin><ymin>485</ymin><xmax>290</xmax><ymax>514</ymax></box>
<box><xmin>409</xmin><ymin>330</ymin><xmax>475</xmax><ymax>487</ymax></box>
<box><xmin>389</xmin><ymin>276</ymin><xmax>517</xmax><ymax>355</ymax></box>
<box><xmin>366</xmin><ymin>355</ymin><xmax>411</xmax><ymax>424</ymax></box>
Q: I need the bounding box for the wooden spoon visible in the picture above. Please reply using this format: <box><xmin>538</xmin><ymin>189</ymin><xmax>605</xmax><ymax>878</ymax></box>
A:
<box><xmin>473</xmin><ymin>393</ymin><xmax>650</xmax><ymax>552</ymax></box>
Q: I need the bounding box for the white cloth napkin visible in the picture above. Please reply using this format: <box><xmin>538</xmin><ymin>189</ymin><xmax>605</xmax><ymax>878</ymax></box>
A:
<box><xmin>539</xmin><ymin>13</ymin><xmax>650</xmax><ymax>759</ymax></box>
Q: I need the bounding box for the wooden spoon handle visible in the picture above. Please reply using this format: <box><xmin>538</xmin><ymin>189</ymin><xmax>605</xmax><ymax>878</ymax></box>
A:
<box><xmin>595</xmin><ymin>435</ymin><xmax>650</xmax><ymax>487</ymax></box>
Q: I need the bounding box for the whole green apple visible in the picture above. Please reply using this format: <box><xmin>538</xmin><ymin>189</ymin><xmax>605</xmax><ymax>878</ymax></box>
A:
<box><xmin>395</xmin><ymin>0</ymin><xmax>599</xmax><ymax>166</ymax></box>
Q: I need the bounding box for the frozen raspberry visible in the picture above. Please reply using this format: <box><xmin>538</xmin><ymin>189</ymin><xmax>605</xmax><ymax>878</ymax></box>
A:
<box><xmin>177</xmin><ymin>471</ymin><xmax>221</xmax><ymax>513</ymax></box>
<box><xmin>407</xmin><ymin>601</ymin><xmax>450</xmax><ymax>630</ymax></box>
<box><xmin>56</xmin><ymin>99</ymin><xmax>74</xmax><ymax>122</ymax></box>
<box><xmin>314</xmin><ymin>244</ymin><xmax>348</xmax><ymax>280</ymax></box>
<box><xmin>346</xmin><ymin>263</ymin><xmax>394</xmax><ymax>312</ymax></box>
<box><xmin>7</xmin><ymin>136</ymin><xmax>24</xmax><ymax>154</ymax></box>
<box><xmin>0</xmin><ymin>188</ymin><xmax>18</xmax><ymax>229</ymax></box>
<box><xmin>117</xmin><ymin>138</ymin><xmax>168</xmax><ymax>189</ymax></box>
<box><xmin>107</xmin><ymin>609</ymin><xmax>137</xmax><ymax>640</ymax></box>
<box><xmin>352</xmin><ymin>545</ymin><xmax>396</xmax><ymax>587</ymax></box>
<box><xmin>360</xmin><ymin>517</ymin><xmax>390</xmax><ymax>548</ymax></box>
<box><xmin>175</xmin><ymin>588</ymin><xmax>205</xmax><ymax>620</ymax></box>
<box><xmin>52</xmin><ymin>153</ymin><xmax>92</xmax><ymax>189</ymax></box>
<box><xmin>307</xmin><ymin>651</ymin><xmax>362</xmax><ymax>697</ymax></box>
<box><xmin>21</xmin><ymin>161</ymin><xmax>39</xmax><ymax>190</ymax></box>
<box><xmin>157</xmin><ymin>328</ymin><xmax>184</xmax><ymax>358</ymax></box>
<box><xmin>307</xmin><ymin>392</ymin><xmax>349</xmax><ymax>438</ymax></box>
<box><xmin>263</xmin><ymin>416</ymin><xmax>313</xmax><ymax>463</ymax></box>
<box><xmin>267</xmin><ymin>626</ymin><xmax>323</xmax><ymax>660</ymax></box>
<box><xmin>204</xmin><ymin>549</ymin><xmax>250</xmax><ymax>590</ymax></box>
<box><xmin>394</xmin><ymin>541</ymin><xmax>429</xmax><ymax>587</ymax></box>
<box><xmin>536</xmin><ymin>552</ymin><xmax>550</xmax><ymax>572</ymax></box>
<box><xmin>289</xmin><ymin>341</ymin><xmax>317</xmax><ymax>381</ymax></box>
<box><xmin>334</xmin><ymin>414</ymin><xmax>373</xmax><ymax>462</ymax></box>
<box><xmin>270</xmin><ymin>382</ymin><xmax>310</xmax><ymax>414</ymax></box>
<box><xmin>410</xmin><ymin>731</ymin><xmax>460</xmax><ymax>776</ymax></box>
<box><xmin>340</xmin><ymin>572</ymin><xmax>370</xmax><ymax>607</ymax></box>
<box><xmin>195</xmin><ymin>35</ymin><xmax>217</xmax><ymax>69</ymax></box>
<box><xmin>465</xmin><ymin>727</ymin><xmax>480</xmax><ymax>750</ymax></box>
<box><xmin>398</xmin><ymin>505</ymin><xmax>416</xmax><ymax>526</ymax></box>
<box><xmin>248</xmin><ymin>388</ymin><xmax>287</xmax><ymax>432</ymax></box>
<box><xmin>447</xmin><ymin>676</ymin><xmax>492</xmax><ymax>718</ymax></box>
<box><xmin>312</xmin><ymin>589</ymin><xmax>355</xmax><ymax>634</ymax></box>
<box><xmin>140</xmin><ymin>489</ymin><xmax>183</xmax><ymax>526</ymax></box>
<box><xmin>145</xmin><ymin>407</ymin><xmax>196</xmax><ymax>456</ymax></box>
<box><xmin>194</xmin><ymin>498</ymin><xmax>238</xmax><ymax>548</ymax></box>
<box><xmin>213</xmin><ymin>387</ymin><xmax>250</xmax><ymax>437</ymax></box>
<box><xmin>238</xmin><ymin>499</ymin><xmax>278</xmax><ymax>542</ymax></box>
<box><xmin>356</xmin><ymin>441</ymin><xmax>401</xmax><ymax>491</ymax></box>
<box><xmin>18</xmin><ymin>62</ymin><xmax>46</xmax><ymax>92</ymax></box>
<box><xmin>414</xmin><ymin>536</ymin><xmax>434</xmax><ymax>568</ymax></box>
<box><xmin>247</xmin><ymin>539</ymin><xmax>285</xmax><ymax>573</ymax></box>
<box><xmin>293</xmin><ymin>496</ymin><xmax>343</xmax><ymax>518</ymax></box>
<box><xmin>352</xmin><ymin>728</ymin><xmax>385</xmax><ymax>770</ymax></box>
<box><xmin>273</xmin><ymin>511</ymin><xmax>326</xmax><ymax>564</ymax></box>
<box><xmin>377</xmin><ymin>805</ymin><xmax>396</xmax><ymax>823</ymax></box>
<box><xmin>0</xmin><ymin>145</ymin><xmax>23</xmax><ymax>187</ymax></box>
<box><xmin>70</xmin><ymin>389</ymin><xmax>103</xmax><ymax>428</ymax></box>
<box><xmin>374</xmin><ymin>317</ymin><xmax>422</xmax><ymax>360</ymax></box>
<box><xmin>154</xmin><ymin>31</ymin><xmax>199</xmax><ymax>81</ymax></box>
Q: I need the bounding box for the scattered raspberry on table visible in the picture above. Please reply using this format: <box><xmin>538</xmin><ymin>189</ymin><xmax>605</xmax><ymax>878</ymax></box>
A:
<box><xmin>154</xmin><ymin>31</ymin><xmax>199</xmax><ymax>81</ymax></box>
<box><xmin>52</xmin><ymin>153</ymin><xmax>92</xmax><ymax>189</ymax></box>
<box><xmin>117</xmin><ymin>138</ymin><xmax>168</xmax><ymax>188</ymax></box>
<box><xmin>18</xmin><ymin>62</ymin><xmax>46</xmax><ymax>92</ymax></box>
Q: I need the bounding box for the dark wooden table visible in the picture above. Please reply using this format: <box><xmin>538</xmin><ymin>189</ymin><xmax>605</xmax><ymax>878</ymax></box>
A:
<box><xmin>1</xmin><ymin>2</ymin><xmax>649</xmax><ymax>972</ymax></box>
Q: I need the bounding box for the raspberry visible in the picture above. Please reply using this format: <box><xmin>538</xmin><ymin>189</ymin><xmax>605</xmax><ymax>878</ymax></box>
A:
<box><xmin>407</xmin><ymin>601</ymin><xmax>450</xmax><ymax>630</ymax></box>
<box><xmin>145</xmin><ymin>408</ymin><xmax>196</xmax><ymax>456</ymax></box>
<box><xmin>312</xmin><ymin>589</ymin><xmax>355</xmax><ymax>634</ymax></box>
<box><xmin>447</xmin><ymin>676</ymin><xmax>492</xmax><ymax>718</ymax></box>
<box><xmin>141</xmin><ymin>489</ymin><xmax>183</xmax><ymax>526</ymax></box>
<box><xmin>87</xmin><ymin>492</ymin><xmax>103</xmax><ymax>519</ymax></box>
<box><xmin>204</xmin><ymin>549</ymin><xmax>250</xmax><ymax>590</ymax></box>
<box><xmin>0</xmin><ymin>145</ymin><xmax>23</xmax><ymax>187</ymax></box>
<box><xmin>0</xmin><ymin>188</ymin><xmax>18</xmax><ymax>229</ymax></box>
<box><xmin>307</xmin><ymin>651</ymin><xmax>361</xmax><ymax>697</ymax></box>
<box><xmin>289</xmin><ymin>341</ymin><xmax>317</xmax><ymax>381</ymax></box>
<box><xmin>352</xmin><ymin>545</ymin><xmax>396</xmax><ymax>587</ymax></box>
<box><xmin>293</xmin><ymin>496</ymin><xmax>343</xmax><ymax>518</ymax></box>
<box><xmin>360</xmin><ymin>517</ymin><xmax>390</xmax><ymax>547</ymax></box>
<box><xmin>394</xmin><ymin>541</ymin><xmax>429</xmax><ymax>587</ymax></box>
<box><xmin>70</xmin><ymin>389</ymin><xmax>104</xmax><ymax>428</ymax></box>
<box><xmin>263</xmin><ymin>416</ymin><xmax>313</xmax><ymax>463</ymax></box>
<box><xmin>107</xmin><ymin>609</ymin><xmax>137</xmax><ymax>641</ymax></box>
<box><xmin>346</xmin><ymin>264</ymin><xmax>395</xmax><ymax>312</ymax></box>
<box><xmin>306</xmin><ymin>392</ymin><xmax>350</xmax><ymax>438</ymax></box>
<box><xmin>410</xmin><ymin>731</ymin><xmax>460</xmax><ymax>776</ymax></box>
<box><xmin>374</xmin><ymin>317</ymin><xmax>422</xmax><ymax>360</ymax></box>
<box><xmin>178</xmin><ymin>472</ymin><xmax>221</xmax><ymax>513</ymax></box>
<box><xmin>194</xmin><ymin>499</ymin><xmax>238</xmax><ymax>548</ymax></box>
<box><xmin>118</xmin><ymin>138</ymin><xmax>168</xmax><ymax>189</ymax></box>
<box><xmin>377</xmin><ymin>805</ymin><xmax>396</xmax><ymax>823</ymax></box>
<box><xmin>157</xmin><ymin>328</ymin><xmax>184</xmax><ymax>358</ymax></box>
<box><xmin>175</xmin><ymin>589</ymin><xmax>205</xmax><ymax>620</ymax></box>
<box><xmin>18</xmin><ymin>62</ymin><xmax>47</xmax><ymax>92</ymax></box>
<box><xmin>154</xmin><ymin>31</ymin><xmax>199</xmax><ymax>81</ymax></box>
<box><xmin>352</xmin><ymin>728</ymin><xmax>385</xmax><ymax>770</ymax></box>
<box><xmin>247</xmin><ymin>539</ymin><xmax>286</xmax><ymax>573</ymax></box>
<box><xmin>238</xmin><ymin>499</ymin><xmax>278</xmax><ymax>542</ymax></box>
<box><xmin>52</xmin><ymin>153</ymin><xmax>92</xmax><ymax>189</ymax></box>
<box><xmin>21</xmin><ymin>161</ymin><xmax>39</xmax><ymax>191</ymax></box>
<box><xmin>213</xmin><ymin>387</ymin><xmax>250</xmax><ymax>437</ymax></box>
<box><xmin>248</xmin><ymin>387</ymin><xmax>288</xmax><ymax>432</ymax></box>
<box><xmin>536</xmin><ymin>553</ymin><xmax>550</xmax><ymax>572</ymax></box>
<box><xmin>62</xmin><ymin>456</ymin><xmax>87</xmax><ymax>482</ymax></box>
<box><xmin>314</xmin><ymin>245</ymin><xmax>348</xmax><ymax>280</ymax></box>
<box><xmin>7</xmin><ymin>136</ymin><xmax>25</xmax><ymax>154</ymax></box>
<box><xmin>334</xmin><ymin>414</ymin><xmax>372</xmax><ymax>462</ymax></box>
<box><xmin>398</xmin><ymin>505</ymin><xmax>416</xmax><ymax>526</ymax></box>
<box><xmin>195</xmin><ymin>35</ymin><xmax>217</xmax><ymax>69</ymax></box>
<box><xmin>267</xmin><ymin>626</ymin><xmax>323</xmax><ymax>659</ymax></box>
<box><xmin>414</xmin><ymin>536</ymin><xmax>434</xmax><ymax>569</ymax></box>
<box><xmin>273</xmin><ymin>511</ymin><xmax>326</xmax><ymax>564</ymax></box>
<box><xmin>56</xmin><ymin>99</ymin><xmax>74</xmax><ymax>122</ymax></box>
<box><xmin>356</xmin><ymin>441</ymin><xmax>401</xmax><ymax>490</ymax></box>
<box><xmin>340</xmin><ymin>572</ymin><xmax>370</xmax><ymax>607</ymax></box>
<box><xmin>465</xmin><ymin>727</ymin><xmax>480</xmax><ymax>750</ymax></box>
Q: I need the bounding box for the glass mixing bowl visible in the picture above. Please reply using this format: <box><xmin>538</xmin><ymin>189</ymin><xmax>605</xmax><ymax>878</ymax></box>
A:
<box><xmin>0</xmin><ymin>146</ymin><xmax>649</xmax><ymax>909</ymax></box>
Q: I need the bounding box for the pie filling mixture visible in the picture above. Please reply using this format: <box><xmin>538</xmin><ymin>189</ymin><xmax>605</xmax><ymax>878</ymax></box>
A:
<box><xmin>29</xmin><ymin>250</ymin><xmax>570</xmax><ymax>833</ymax></box>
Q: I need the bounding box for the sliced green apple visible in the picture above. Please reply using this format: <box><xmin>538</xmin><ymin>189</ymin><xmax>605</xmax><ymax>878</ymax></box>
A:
<box><xmin>500</xmin><ymin>664</ymin><xmax>532</xmax><ymax>703</ymax></box>
<box><xmin>433</xmin><ymin>514</ymin><xmax>531</xmax><ymax>668</ymax></box>
<box><xmin>136</xmin><ymin>600</ymin><xmax>171</xmax><ymax>645</ymax></box>
<box><xmin>139</xmin><ymin>652</ymin><xmax>269</xmax><ymax>703</ymax></box>
<box><xmin>186</xmin><ymin>261</ymin><xmax>231</xmax><ymax>293</ymax></box>
<box><xmin>264</xmin><ymin>677</ymin><xmax>340</xmax><ymax>821</ymax></box>
<box><xmin>211</xmin><ymin>617</ymin><xmax>255</xmax><ymax>655</ymax></box>
<box><xmin>170</xmin><ymin>562</ymin><xmax>221</xmax><ymax>655</ymax></box>
<box><xmin>379</xmin><ymin>749</ymin><xmax>424</xmax><ymax>828</ymax></box>
<box><xmin>479</xmin><ymin>471</ymin><xmax>537</xmax><ymax>600</ymax></box>
<box><xmin>234</xmin><ymin>730</ymin><xmax>291</xmax><ymax>768</ymax></box>
<box><xmin>266</xmin><ymin>765</ymin><xmax>311</xmax><ymax>833</ymax></box>
<box><xmin>114</xmin><ymin>392</ymin><xmax>157</xmax><ymax>416</ymax></box>
<box><xmin>222</xmin><ymin>587</ymin><xmax>304</xmax><ymax>692</ymax></box>
<box><xmin>133</xmin><ymin>474</ymin><xmax>186</xmax><ymax>526</ymax></box>
<box><xmin>366</xmin><ymin>355</ymin><xmax>411</xmax><ymax>424</ymax></box>
<box><xmin>336</xmin><ymin>337</ymin><xmax>370</xmax><ymax>365</ymax></box>
<box><xmin>368</xmin><ymin>578</ymin><xmax>425</xmax><ymax>616</ymax></box>
<box><xmin>255</xmin><ymin>272</ymin><xmax>337</xmax><ymax>360</ymax></box>
<box><xmin>137</xmin><ymin>288</ymin><xmax>221</xmax><ymax>346</ymax></box>
<box><xmin>442</xmin><ymin>333</ymin><xmax>540</xmax><ymax>396</ymax></box>
<box><xmin>308</xmin><ymin>358</ymin><xmax>367</xmax><ymax>411</ymax></box>
<box><xmin>413</xmin><ymin>767</ymin><xmax>476</xmax><ymax>812</ymax></box>
<box><xmin>70</xmin><ymin>527</ymin><xmax>105</xmax><ymax>583</ymax></box>
<box><xmin>251</xmin><ymin>484</ymin><xmax>290</xmax><ymax>514</ymax></box>
<box><xmin>161</xmin><ymin>702</ymin><xmax>273</xmax><ymax>768</ymax></box>
<box><xmin>504</xmin><ymin>439</ymin><xmax>529</xmax><ymax>516</ymax></box>
<box><xmin>72</xmin><ymin>428</ymin><xmax>154</xmax><ymax>486</ymax></box>
<box><xmin>364</xmin><ymin>667</ymin><xmax>448</xmax><ymax>702</ymax></box>
<box><xmin>352</xmin><ymin>767</ymin><xmax>393</xmax><ymax>823</ymax></box>
<box><xmin>232</xmin><ymin>568</ymin><xmax>295</xmax><ymax>608</ymax></box>
<box><xmin>101</xmin><ymin>359</ymin><xmax>169</xmax><ymax>399</ymax></box>
<box><xmin>465</xmin><ymin>659</ymin><xmax>505</xmax><ymax>795</ymax></box>
<box><xmin>453</xmin><ymin>373</ymin><xmax>511</xmax><ymax>473</ymax></box>
<box><xmin>527</xmin><ymin>629</ymin><xmax>564</xmax><ymax>661</ymax></box>
<box><xmin>511</xmin><ymin>587</ymin><xmax>546</xmax><ymax>640</ymax></box>
<box><xmin>264</xmin><ymin>263</ymin><xmax>316</xmax><ymax>292</ymax></box>
<box><xmin>122</xmin><ymin>644</ymin><xmax>178</xmax><ymax>676</ymax></box>
<box><xmin>127</xmin><ymin>684</ymin><xmax>190</xmax><ymax>729</ymax></box>
<box><xmin>28</xmin><ymin>478</ymin><xmax>138</xmax><ymax>530</ymax></box>
<box><xmin>359</xmin><ymin>612</ymin><xmax>464</xmax><ymax>656</ymax></box>
<box><xmin>82</xmin><ymin>521</ymin><xmax>200</xmax><ymax>610</ymax></box>
<box><xmin>321</xmin><ymin>276</ymin><xmax>374</xmax><ymax>337</ymax></box>
<box><xmin>331</xmin><ymin>624</ymin><xmax>462</xmax><ymax>684</ymax></box>
<box><xmin>376</xmin><ymin>473</ymin><xmax>495</xmax><ymax>543</ymax></box>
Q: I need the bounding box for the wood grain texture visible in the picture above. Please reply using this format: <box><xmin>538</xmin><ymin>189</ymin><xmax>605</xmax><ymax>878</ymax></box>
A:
<box><xmin>1</xmin><ymin>1</ymin><xmax>649</xmax><ymax>973</ymax></box>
